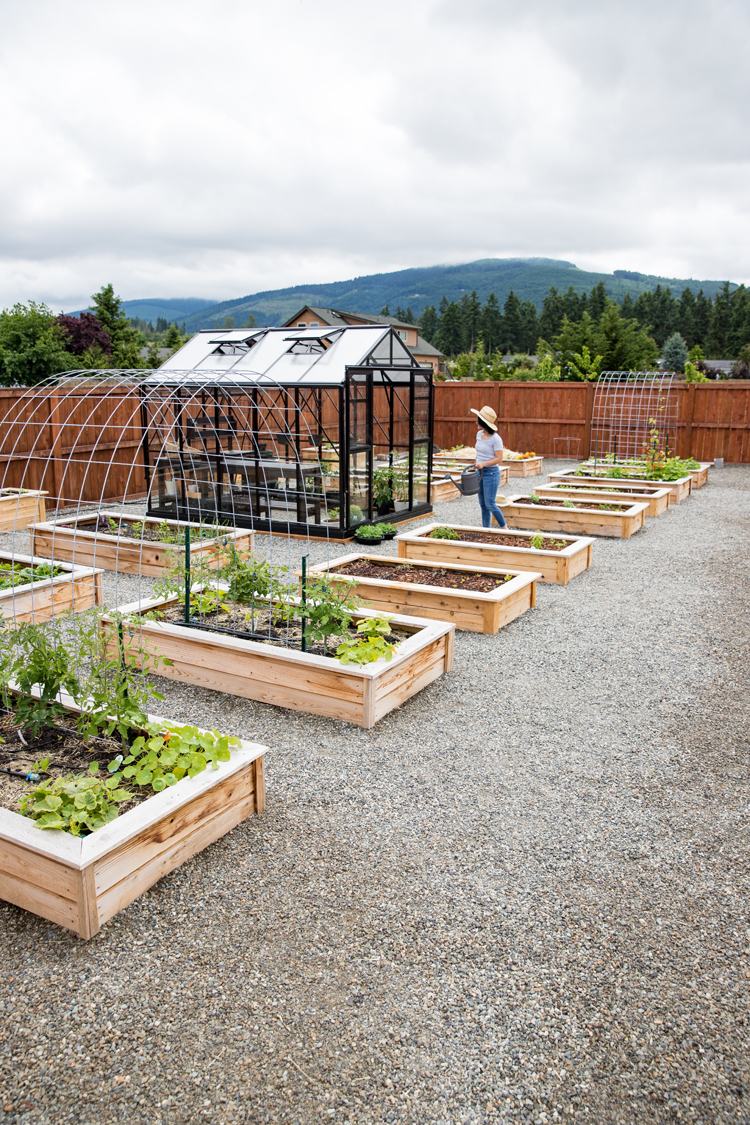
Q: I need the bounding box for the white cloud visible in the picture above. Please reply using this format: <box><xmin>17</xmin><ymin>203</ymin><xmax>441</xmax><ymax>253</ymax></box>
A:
<box><xmin>0</xmin><ymin>0</ymin><xmax>748</xmax><ymax>310</ymax></box>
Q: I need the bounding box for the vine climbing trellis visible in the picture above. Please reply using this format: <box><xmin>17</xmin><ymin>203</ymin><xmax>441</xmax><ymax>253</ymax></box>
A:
<box><xmin>590</xmin><ymin>371</ymin><xmax>679</xmax><ymax>463</ymax></box>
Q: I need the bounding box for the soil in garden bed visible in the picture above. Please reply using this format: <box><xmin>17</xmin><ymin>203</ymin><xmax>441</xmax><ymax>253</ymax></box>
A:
<box><xmin>156</xmin><ymin>603</ymin><xmax>412</xmax><ymax>659</ymax></box>
<box><xmin>514</xmin><ymin>498</ymin><xmax>631</xmax><ymax>511</ymax></box>
<box><xmin>75</xmin><ymin>517</ymin><xmax>222</xmax><ymax>543</ymax></box>
<box><xmin>429</xmin><ymin>530</ymin><xmax>569</xmax><ymax>550</ymax></box>
<box><xmin>336</xmin><ymin>560</ymin><xmax>511</xmax><ymax>592</ymax></box>
<box><xmin>549</xmin><ymin>484</ymin><xmax>658</xmax><ymax>495</ymax></box>
<box><xmin>0</xmin><ymin>709</ymin><xmax>148</xmax><ymax>817</ymax></box>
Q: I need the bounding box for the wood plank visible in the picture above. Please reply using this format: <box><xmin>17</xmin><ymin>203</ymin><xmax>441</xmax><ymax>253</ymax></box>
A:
<box><xmin>0</xmin><ymin>864</ymin><xmax>82</xmax><ymax>932</ymax></box>
<box><xmin>501</xmin><ymin>497</ymin><xmax>648</xmax><ymax>538</ymax></box>
<box><xmin>0</xmin><ymin>834</ymin><xmax>80</xmax><ymax>901</ymax></box>
<box><xmin>253</xmin><ymin>757</ymin><xmax>266</xmax><ymax>814</ymax></box>
<box><xmin>536</xmin><ymin>484</ymin><xmax>670</xmax><ymax>518</ymax></box>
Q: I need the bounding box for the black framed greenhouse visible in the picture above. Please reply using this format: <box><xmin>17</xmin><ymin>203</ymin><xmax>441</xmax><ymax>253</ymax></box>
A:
<box><xmin>141</xmin><ymin>324</ymin><xmax>435</xmax><ymax>538</ymax></box>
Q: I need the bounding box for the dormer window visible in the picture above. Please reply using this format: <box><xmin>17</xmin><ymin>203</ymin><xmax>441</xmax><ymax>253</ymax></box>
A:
<box><xmin>286</xmin><ymin>337</ymin><xmax>330</xmax><ymax>355</ymax></box>
<box><xmin>209</xmin><ymin>338</ymin><xmax>257</xmax><ymax>357</ymax></box>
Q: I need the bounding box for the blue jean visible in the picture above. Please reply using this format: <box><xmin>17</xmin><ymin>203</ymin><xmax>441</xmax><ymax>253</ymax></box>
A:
<box><xmin>478</xmin><ymin>466</ymin><xmax>507</xmax><ymax>528</ymax></box>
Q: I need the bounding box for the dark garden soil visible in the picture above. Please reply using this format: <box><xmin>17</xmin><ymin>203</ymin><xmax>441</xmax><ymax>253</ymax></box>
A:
<box><xmin>157</xmin><ymin>603</ymin><xmax>411</xmax><ymax>659</ymax></box>
<box><xmin>75</xmin><ymin>517</ymin><xmax>220</xmax><ymax>543</ymax></box>
<box><xmin>550</xmin><ymin>484</ymin><xmax>658</xmax><ymax>495</ymax></box>
<box><xmin>431</xmin><ymin>530</ymin><xmax>570</xmax><ymax>550</ymax></box>
<box><xmin>336</xmin><ymin>560</ymin><xmax>509</xmax><ymax>592</ymax></box>
<box><xmin>513</xmin><ymin>498</ymin><xmax>631</xmax><ymax>511</ymax></box>
<box><xmin>0</xmin><ymin>709</ymin><xmax>148</xmax><ymax>817</ymax></box>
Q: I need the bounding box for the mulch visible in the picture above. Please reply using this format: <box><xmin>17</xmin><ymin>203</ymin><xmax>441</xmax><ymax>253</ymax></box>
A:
<box><xmin>512</xmin><ymin>498</ymin><xmax>630</xmax><ymax>511</ymax></box>
<box><xmin>437</xmin><ymin>530</ymin><xmax>569</xmax><ymax>550</ymax></box>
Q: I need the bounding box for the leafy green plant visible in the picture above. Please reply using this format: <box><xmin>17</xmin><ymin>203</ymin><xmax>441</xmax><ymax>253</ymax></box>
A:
<box><xmin>325</xmin><ymin>508</ymin><xmax>340</xmax><ymax>522</ymax></box>
<box><xmin>373</xmin><ymin>465</ymin><xmax>395</xmax><ymax>507</ymax></box>
<box><xmin>106</xmin><ymin>721</ymin><xmax>240</xmax><ymax>793</ymax></box>
<box><xmin>354</xmin><ymin>525</ymin><xmax>383</xmax><ymax>539</ymax></box>
<box><xmin>20</xmin><ymin>767</ymin><xmax>131</xmax><ymax>835</ymax></box>
<box><xmin>336</xmin><ymin>616</ymin><xmax>397</xmax><ymax>665</ymax></box>
<box><xmin>429</xmin><ymin>526</ymin><xmax>460</xmax><ymax>540</ymax></box>
<box><xmin>349</xmin><ymin>504</ymin><xmax>364</xmax><ymax>524</ymax></box>
<box><xmin>9</xmin><ymin>623</ymin><xmax>80</xmax><ymax>737</ymax></box>
<box><xmin>296</xmin><ymin>574</ymin><xmax>362</xmax><ymax>650</ymax></box>
<box><xmin>528</xmin><ymin>492</ymin><xmax>541</xmax><ymax>504</ymax></box>
<box><xmin>0</xmin><ymin>561</ymin><xmax>61</xmax><ymax>592</ymax></box>
<box><xmin>562</xmin><ymin>499</ymin><xmax>576</xmax><ymax>508</ymax></box>
<box><xmin>378</xmin><ymin>523</ymin><xmax>398</xmax><ymax>535</ymax></box>
<box><xmin>189</xmin><ymin>589</ymin><xmax>232</xmax><ymax>615</ymax></box>
<box><xmin>530</xmin><ymin>532</ymin><xmax>545</xmax><ymax>550</ymax></box>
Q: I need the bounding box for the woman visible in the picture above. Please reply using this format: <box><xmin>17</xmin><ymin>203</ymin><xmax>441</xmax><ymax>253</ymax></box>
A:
<box><xmin>470</xmin><ymin>405</ymin><xmax>507</xmax><ymax>528</ymax></box>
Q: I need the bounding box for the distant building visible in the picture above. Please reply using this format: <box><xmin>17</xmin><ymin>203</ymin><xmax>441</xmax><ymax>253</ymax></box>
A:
<box><xmin>282</xmin><ymin>306</ymin><xmax>443</xmax><ymax>374</ymax></box>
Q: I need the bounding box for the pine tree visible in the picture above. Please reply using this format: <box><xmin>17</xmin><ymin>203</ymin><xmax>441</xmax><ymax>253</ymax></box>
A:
<box><xmin>539</xmin><ymin>285</ymin><xmax>564</xmax><ymax>339</ymax></box>
<box><xmin>677</xmin><ymin>288</ymin><xmax>697</xmax><ymax>347</ymax></box>
<box><xmin>649</xmin><ymin>285</ymin><xmax>679</xmax><ymax>346</ymax></box>
<box><xmin>460</xmin><ymin>290</ymin><xmax>481</xmax><ymax>352</ymax></box>
<box><xmin>660</xmin><ymin>332</ymin><xmax>689</xmax><ymax>373</ymax></box>
<box><xmin>419</xmin><ymin>305</ymin><xmax>438</xmax><ymax>345</ymax></box>
<box><xmin>501</xmin><ymin>291</ymin><xmax>523</xmax><ymax>353</ymax></box>
<box><xmin>693</xmin><ymin>290</ymin><xmax>712</xmax><ymax>346</ymax></box>
<box><xmin>436</xmin><ymin>302</ymin><xmax>464</xmax><ymax>357</ymax></box>
<box><xmin>479</xmin><ymin>293</ymin><xmax>502</xmax><ymax>355</ymax></box>
<box><xmin>727</xmin><ymin>285</ymin><xmax>750</xmax><ymax>357</ymax></box>
<box><xmin>588</xmin><ymin>281</ymin><xmax>608</xmax><ymax>319</ymax></box>
<box><xmin>620</xmin><ymin>293</ymin><xmax>635</xmax><ymax>319</ymax></box>
<box><xmin>520</xmin><ymin>300</ymin><xmax>539</xmax><ymax>353</ymax></box>
<box><xmin>707</xmin><ymin>282</ymin><xmax>732</xmax><ymax>357</ymax></box>
<box><xmin>381</xmin><ymin>304</ymin><xmax>391</xmax><ymax>316</ymax></box>
<box><xmin>90</xmin><ymin>284</ymin><xmax>144</xmax><ymax>368</ymax></box>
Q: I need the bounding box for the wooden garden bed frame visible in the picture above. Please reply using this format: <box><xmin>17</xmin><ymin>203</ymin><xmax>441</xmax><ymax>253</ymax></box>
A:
<box><xmin>547</xmin><ymin>470</ymin><xmax>692</xmax><ymax>504</ymax></box>
<box><xmin>503</xmin><ymin>456</ymin><xmax>543</xmax><ymax>477</ymax></box>
<box><xmin>28</xmin><ymin>512</ymin><xmax>253</xmax><ymax>577</ymax></box>
<box><xmin>102</xmin><ymin>596</ymin><xmax>454</xmax><ymax>729</ymax></box>
<box><xmin>501</xmin><ymin>495</ymin><xmax>649</xmax><ymax>538</ymax></box>
<box><xmin>0</xmin><ymin>552</ymin><xmax>103</xmax><ymax>624</ymax></box>
<box><xmin>396</xmin><ymin>523</ymin><xmax>593</xmax><ymax>585</ymax></box>
<box><xmin>576</xmin><ymin>460</ymin><xmax>711</xmax><ymax>489</ymax></box>
<box><xmin>535</xmin><ymin>482</ymin><xmax>671</xmax><ymax>518</ymax></box>
<box><xmin>0</xmin><ymin>691</ymin><xmax>266</xmax><ymax>940</ymax></box>
<box><xmin>307</xmin><ymin>554</ymin><xmax>541</xmax><ymax>634</ymax></box>
<box><xmin>0</xmin><ymin>489</ymin><xmax>47</xmax><ymax>534</ymax></box>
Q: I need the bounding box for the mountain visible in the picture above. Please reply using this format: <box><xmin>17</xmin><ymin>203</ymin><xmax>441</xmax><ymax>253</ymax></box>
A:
<box><xmin>120</xmin><ymin>297</ymin><xmax>214</xmax><ymax>323</ymax></box>
<box><xmin>175</xmin><ymin>259</ymin><xmax>737</xmax><ymax>332</ymax></box>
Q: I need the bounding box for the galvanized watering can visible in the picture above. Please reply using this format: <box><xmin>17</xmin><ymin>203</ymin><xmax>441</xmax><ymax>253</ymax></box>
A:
<box><xmin>444</xmin><ymin>467</ymin><xmax>481</xmax><ymax>496</ymax></box>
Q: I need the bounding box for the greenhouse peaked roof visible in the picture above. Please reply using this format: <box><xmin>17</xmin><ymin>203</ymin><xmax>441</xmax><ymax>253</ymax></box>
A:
<box><xmin>149</xmin><ymin>324</ymin><xmax>420</xmax><ymax>386</ymax></box>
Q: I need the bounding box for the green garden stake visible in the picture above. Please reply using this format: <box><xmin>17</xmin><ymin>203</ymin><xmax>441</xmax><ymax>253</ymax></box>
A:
<box><xmin>300</xmin><ymin>554</ymin><xmax>307</xmax><ymax>653</ymax></box>
<box><xmin>184</xmin><ymin>524</ymin><xmax>191</xmax><ymax>624</ymax></box>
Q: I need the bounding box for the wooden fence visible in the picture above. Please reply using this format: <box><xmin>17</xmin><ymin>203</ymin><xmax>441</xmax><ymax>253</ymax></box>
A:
<box><xmin>1</xmin><ymin>380</ymin><xmax>749</xmax><ymax>507</ymax></box>
<box><xmin>433</xmin><ymin>381</ymin><xmax>750</xmax><ymax>462</ymax></box>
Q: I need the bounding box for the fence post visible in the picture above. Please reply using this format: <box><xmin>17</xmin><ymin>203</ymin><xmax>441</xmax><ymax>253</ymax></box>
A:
<box><xmin>682</xmin><ymin>383</ymin><xmax>696</xmax><ymax>459</ymax></box>
<box><xmin>582</xmin><ymin>382</ymin><xmax>596</xmax><ymax>458</ymax></box>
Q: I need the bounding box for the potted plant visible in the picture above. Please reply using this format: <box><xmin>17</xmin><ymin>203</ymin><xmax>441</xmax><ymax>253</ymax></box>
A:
<box><xmin>392</xmin><ymin>468</ymin><xmax>410</xmax><ymax>512</ymax></box>
<box><xmin>354</xmin><ymin>525</ymin><xmax>384</xmax><ymax>545</ymax></box>
<box><xmin>373</xmin><ymin>465</ymin><xmax>395</xmax><ymax>514</ymax></box>
<box><xmin>378</xmin><ymin>523</ymin><xmax>398</xmax><ymax>540</ymax></box>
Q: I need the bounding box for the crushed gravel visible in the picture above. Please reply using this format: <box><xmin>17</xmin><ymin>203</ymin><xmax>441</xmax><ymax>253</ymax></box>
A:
<box><xmin>0</xmin><ymin>460</ymin><xmax>749</xmax><ymax>1125</ymax></box>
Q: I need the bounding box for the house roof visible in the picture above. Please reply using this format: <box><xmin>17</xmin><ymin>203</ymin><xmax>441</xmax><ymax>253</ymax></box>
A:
<box><xmin>285</xmin><ymin>305</ymin><xmax>444</xmax><ymax>359</ymax></box>
<box><xmin>147</xmin><ymin>324</ymin><xmax>428</xmax><ymax>387</ymax></box>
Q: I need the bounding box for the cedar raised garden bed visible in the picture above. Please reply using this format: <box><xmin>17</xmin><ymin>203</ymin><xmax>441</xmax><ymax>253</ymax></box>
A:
<box><xmin>103</xmin><ymin>596</ymin><xmax>454</xmax><ymax>729</ymax></box>
<box><xmin>29</xmin><ymin>512</ymin><xmax>253</xmax><ymax>577</ymax></box>
<box><xmin>0</xmin><ymin>552</ymin><xmax>103</xmax><ymax>624</ymax></box>
<box><xmin>396</xmin><ymin>523</ymin><xmax>593</xmax><ymax>584</ymax></box>
<box><xmin>502</xmin><ymin>494</ymin><xmax>648</xmax><ymax>538</ymax></box>
<box><xmin>536</xmin><ymin>482</ymin><xmax>671</xmax><ymax>518</ymax></box>
<box><xmin>0</xmin><ymin>690</ymin><xmax>266</xmax><ymax>939</ymax></box>
<box><xmin>307</xmin><ymin>554</ymin><xmax>540</xmax><ymax>634</ymax></box>
<box><xmin>0</xmin><ymin>488</ymin><xmax>47</xmax><ymax>534</ymax></box>
<box><xmin>548</xmin><ymin>469</ymin><xmax>692</xmax><ymax>504</ymax></box>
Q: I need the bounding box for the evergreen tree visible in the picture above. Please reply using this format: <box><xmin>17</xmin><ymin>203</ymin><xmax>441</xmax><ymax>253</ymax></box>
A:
<box><xmin>438</xmin><ymin>295</ymin><xmax>449</xmax><ymax>318</ymax></box>
<box><xmin>661</xmin><ymin>332</ymin><xmax>689</xmax><ymax>373</ymax></box>
<box><xmin>588</xmin><ymin>281</ymin><xmax>608</xmax><ymax>319</ymax></box>
<box><xmin>164</xmin><ymin>324</ymin><xmax>183</xmax><ymax>351</ymax></box>
<box><xmin>520</xmin><ymin>300</ymin><xmax>539</xmax><ymax>353</ymax></box>
<box><xmin>707</xmin><ymin>282</ymin><xmax>732</xmax><ymax>357</ymax></box>
<box><xmin>0</xmin><ymin>302</ymin><xmax>77</xmax><ymax>387</ymax></box>
<box><xmin>479</xmin><ymin>293</ymin><xmax>502</xmax><ymax>355</ymax></box>
<box><xmin>620</xmin><ymin>293</ymin><xmax>635</xmax><ymax>319</ymax></box>
<box><xmin>500</xmin><ymin>291</ymin><xmax>523</xmax><ymax>353</ymax></box>
<box><xmin>436</xmin><ymin>302</ymin><xmax>464</xmax><ymax>357</ymax></box>
<box><xmin>649</xmin><ymin>285</ymin><xmax>678</xmax><ymax>346</ymax></box>
<box><xmin>553</xmin><ymin>313</ymin><xmax>597</xmax><ymax>377</ymax></box>
<box><xmin>460</xmin><ymin>290</ymin><xmax>482</xmax><ymax>352</ymax></box>
<box><xmin>677</xmin><ymin>288</ymin><xmax>697</xmax><ymax>347</ymax></box>
<box><xmin>419</xmin><ymin>305</ymin><xmax>438</xmax><ymax>345</ymax></box>
<box><xmin>539</xmin><ymin>285</ymin><xmax>564</xmax><ymax>340</ymax></box>
<box><xmin>631</xmin><ymin>290</ymin><xmax>654</xmax><ymax>329</ymax></box>
<box><xmin>381</xmin><ymin>304</ymin><xmax>391</xmax><ymax>316</ymax></box>
<box><xmin>90</xmin><ymin>284</ymin><xmax>145</xmax><ymax>367</ymax></box>
<box><xmin>594</xmin><ymin>301</ymin><xmax>659</xmax><ymax>370</ymax></box>
<box><xmin>727</xmin><ymin>285</ymin><xmax>750</xmax><ymax>357</ymax></box>
<box><xmin>693</xmin><ymin>289</ymin><xmax>712</xmax><ymax>346</ymax></box>
<box><xmin>394</xmin><ymin>305</ymin><xmax>416</xmax><ymax>324</ymax></box>
<box><xmin>560</xmin><ymin>285</ymin><xmax>583</xmax><ymax>322</ymax></box>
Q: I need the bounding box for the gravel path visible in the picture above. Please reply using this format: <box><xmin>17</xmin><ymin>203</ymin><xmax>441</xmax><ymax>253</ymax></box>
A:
<box><xmin>1</xmin><ymin>461</ymin><xmax>749</xmax><ymax>1125</ymax></box>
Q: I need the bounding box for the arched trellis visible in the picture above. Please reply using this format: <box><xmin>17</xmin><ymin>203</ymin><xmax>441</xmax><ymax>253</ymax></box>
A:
<box><xmin>590</xmin><ymin>371</ymin><xmax>679</xmax><ymax>463</ymax></box>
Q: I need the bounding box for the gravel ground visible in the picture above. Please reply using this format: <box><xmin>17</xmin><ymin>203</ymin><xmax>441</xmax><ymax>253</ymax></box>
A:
<box><xmin>1</xmin><ymin>461</ymin><xmax>749</xmax><ymax>1125</ymax></box>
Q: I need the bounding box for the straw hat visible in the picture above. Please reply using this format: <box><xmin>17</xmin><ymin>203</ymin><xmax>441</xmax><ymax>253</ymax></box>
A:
<box><xmin>470</xmin><ymin>405</ymin><xmax>498</xmax><ymax>432</ymax></box>
<box><xmin>496</xmin><ymin>494</ymin><xmax>511</xmax><ymax>507</ymax></box>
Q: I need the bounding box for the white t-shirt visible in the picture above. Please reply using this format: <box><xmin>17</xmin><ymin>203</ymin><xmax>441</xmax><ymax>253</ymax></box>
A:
<box><xmin>475</xmin><ymin>430</ymin><xmax>504</xmax><ymax>465</ymax></box>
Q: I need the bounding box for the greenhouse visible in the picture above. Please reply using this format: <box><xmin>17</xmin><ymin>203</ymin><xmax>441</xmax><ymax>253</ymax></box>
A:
<box><xmin>141</xmin><ymin>323</ymin><xmax>435</xmax><ymax>538</ymax></box>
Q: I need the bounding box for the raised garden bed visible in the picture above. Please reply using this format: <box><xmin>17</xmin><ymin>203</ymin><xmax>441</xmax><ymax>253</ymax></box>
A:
<box><xmin>547</xmin><ymin>469</ymin><xmax>692</xmax><ymax>504</ymax></box>
<box><xmin>0</xmin><ymin>488</ymin><xmax>47</xmax><ymax>534</ymax></box>
<box><xmin>503</xmin><ymin>455</ymin><xmax>543</xmax><ymax>477</ymax></box>
<box><xmin>396</xmin><ymin>523</ymin><xmax>593</xmax><ymax>584</ymax></box>
<box><xmin>0</xmin><ymin>690</ymin><xmax>266</xmax><ymax>939</ymax></box>
<box><xmin>307</xmin><ymin>554</ymin><xmax>540</xmax><ymax>634</ymax></box>
<box><xmin>29</xmin><ymin>512</ymin><xmax>253</xmax><ymax>577</ymax></box>
<box><xmin>103</xmin><ymin>596</ymin><xmax>454</xmax><ymax>729</ymax></box>
<box><xmin>502</xmin><ymin>494</ymin><xmax>649</xmax><ymax>538</ymax></box>
<box><xmin>435</xmin><ymin>449</ymin><xmax>542</xmax><ymax>477</ymax></box>
<box><xmin>0</xmin><ymin>552</ymin><xmax>103</xmax><ymax>624</ymax></box>
<box><xmin>536</xmin><ymin>482</ymin><xmax>671</xmax><ymax>518</ymax></box>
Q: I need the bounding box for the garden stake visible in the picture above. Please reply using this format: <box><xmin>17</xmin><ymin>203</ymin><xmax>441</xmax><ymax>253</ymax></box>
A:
<box><xmin>184</xmin><ymin>524</ymin><xmax>191</xmax><ymax>624</ymax></box>
<box><xmin>300</xmin><ymin>554</ymin><xmax>307</xmax><ymax>653</ymax></box>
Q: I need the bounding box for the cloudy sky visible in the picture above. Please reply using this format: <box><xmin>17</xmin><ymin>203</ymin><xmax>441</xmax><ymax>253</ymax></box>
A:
<box><xmin>1</xmin><ymin>0</ymin><xmax>748</xmax><ymax>310</ymax></box>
